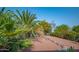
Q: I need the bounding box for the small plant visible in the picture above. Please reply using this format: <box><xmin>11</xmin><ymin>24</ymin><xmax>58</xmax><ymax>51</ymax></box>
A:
<box><xmin>75</xmin><ymin>33</ymin><xmax>79</xmax><ymax>42</ymax></box>
<box><xmin>19</xmin><ymin>39</ymin><xmax>32</xmax><ymax>49</ymax></box>
<box><xmin>7</xmin><ymin>38</ymin><xmax>32</xmax><ymax>52</ymax></box>
<box><xmin>0</xmin><ymin>35</ymin><xmax>8</xmax><ymax>49</ymax></box>
<box><xmin>66</xmin><ymin>47</ymin><xmax>75</xmax><ymax>52</ymax></box>
<box><xmin>62</xmin><ymin>47</ymin><xmax>75</xmax><ymax>52</ymax></box>
<box><xmin>64</xmin><ymin>31</ymin><xmax>76</xmax><ymax>41</ymax></box>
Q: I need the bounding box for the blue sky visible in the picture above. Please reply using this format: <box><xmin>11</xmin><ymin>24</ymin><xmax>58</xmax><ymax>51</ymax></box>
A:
<box><xmin>1</xmin><ymin>7</ymin><xmax>79</xmax><ymax>27</ymax></box>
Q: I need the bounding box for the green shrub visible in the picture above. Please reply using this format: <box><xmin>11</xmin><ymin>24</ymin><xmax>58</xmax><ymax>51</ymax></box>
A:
<box><xmin>0</xmin><ymin>35</ymin><xmax>8</xmax><ymax>48</ymax></box>
<box><xmin>64</xmin><ymin>31</ymin><xmax>79</xmax><ymax>42</ymax></box>
<box><xmin>50</xmin><ymin>31</ymin><xmax>66</xmax><ymax>38</ymax></box>
<box><xmin>19</xmin><ymin>39</ymin><xmax>32</xmax><ymax>49</ymax></box>
<box><xmin>52</xmin><ymin>24</ymin><xmax>70</xmax><ymax>38</ymax></box>
<box><xmin>50</xmin><ymin>32</ymin><xmax>56</xmax><ymax>36</ymax></box>
<box><xmin>51</xmin><ymin>25</ymin><xmax>79</xmax><ymax>42</ymax></box>
<box><xmin>66</xmin><ymin>47</ymin><xmax>75</xmax><ymax>52</ymax></box>
<box><xmin>72</xmin><ymin>25</ymin><xmax>79</xmax><ymax>33</ymax></box>
<box><xmin>64</xmin><ymin>31</ymin><xmax>76</xmax><ymax>41</ymax></box>
<box><xmin>7</xmin><ymin>38</ymin><xmax>32</xmax><ymax>52</ymax></box>
<box><xmin>75</xmin><ymin>33</ymin><xmax>79</xmax><ymax>42</ymax></box>
<box><xmin>37</xmin><ymin>20</ymin><xmax>52</xmax><ymax>35</ymax></box>
<box><xmin>61</xmin><ymin>47</ymin><xmax>75</xmax><ymax>52</ymax></box>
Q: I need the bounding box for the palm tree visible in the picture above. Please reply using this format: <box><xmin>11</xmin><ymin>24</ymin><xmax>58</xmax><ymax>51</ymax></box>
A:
<box><xmin>0</xmin><ymin>8</ymin><xmax>16</xmax><ymax>50</ymax></box>
<box><xmin>0</xmin><ymin>7</ymin><xmax>5</xmax><ymax>16</ymax></box>
<box><xmin>12</xmin><ymin>9</ymin><xmax>37</xmax><ymax>38</ymax></box>
<box><xmin>0</xmin><ymin>8</ymin><xmax>15</xmax><ymax>32</ymax></box>
<box><xmin>0</xmin><ymin>8</ymin><xmax>6</xmax><ymax>29</ymax></box>
<box><xmin>0</xmin><ymin>8</ymin><xmax>33</xmax><ymax>51</ymax></box>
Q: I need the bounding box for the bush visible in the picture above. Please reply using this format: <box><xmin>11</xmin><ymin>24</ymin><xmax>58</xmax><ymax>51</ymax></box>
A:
<box><xmin>50</xmin><ymin>31</ymin><xmax>67</xmax><ymax>38</ymax></box>
<box><xmin>62</xmin><ymin>47</ymin><xmax>75</xmax><ymax>52</ymax></box>
<box><xmin>64</xmin><ymin>31</ymin><xmax>79</xmax><ymax>42</ymax></box>
<box><xmin>37</xmin><ymin>20</ymin><xmax>52</xmax><ymax>35</ymax></box>
<box><xmin>66</xmin><ymin>47</ymin><xmax>75</xmax><ymax>52</ymax></box>
<box><xmin>75</xmin><ymin>33</ymin><xmax>79</xmax><ymax>42</ymax></box>
<box><xmin>0</xmin><ymin>35</ymin><xmax>8</xmax><ymax>49</ymax></box>
<box><xmin>52</xmin><ymin>24</ymin><xmax>70</xmax><ymax>38</ymax></box>
<box><xmin>50</xmin><ymin>32</ymin><xmax>62</xmax><ymax>37</ymax></box>
<box><xmin>64</xmin><ymin>31</ymin><xmax>76</xmax><ymax>41</ymax></box>
<box><xmin>72</xmin><ymin>25</ymin><xmax>79</xmax><ymax>33</ymax></box>
<box><xmin>7</xmin><ymin>38</ymin><xmax>32</xmax><ymax>52</ymax></box>
<box><xmin>51</xmin><ymin>31</ymin><xmax>79</xmax><ymax>42</ymax></box>
<box><xmin>19</xmin><ymin>39</ymin><xmax>32</xmax><ymax>49</ymax></box>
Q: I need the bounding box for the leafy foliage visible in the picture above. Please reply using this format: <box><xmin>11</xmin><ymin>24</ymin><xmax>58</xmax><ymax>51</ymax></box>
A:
<box><xmin>64</xmin><ymin>31</ymin><xmax>77</xmax><ymax>41</ymax></box>
<box><xmin>60</xmin><ymin>47</ymin><xmax>75</xmax><ymax>52</ymax></box>
<box><xmin>65</xmin><ymin>47</ymin><xmax>75</xmax><ymax>52</ymax></box>
<box><xmin>51</xmin><ymin>24</ymin><xmax>79</xmax><ymax>42</ymax></box>
<box><xmin>37</xmin><ymin>20</ymin><xmax>52</xmax><ymax>34</ymax></box>
<box><xmin>0</xmin><ymin>7</ymin><xmax>79</xmax><ymax>52</ymax></box>
<box><xmin>72</xmin><ymin>25</ymin><xmax>79</xmax><ymax>33</ymax></box>
<box><xmin>53</xmin><ymin>24</ymin><xmax>69</xmax><ymax>38</ymax></box>
<box><xmin>13</xmin><ymin>10</ymin><xmax>37</xmax><ymax>37</ymax></box>
<box><xmin>7</xmin><ymin>38</ymin><xmax>32</xmax><ymax>52</ymax></box>
<box><xmin>0</xmin><ymin>35</ymin><xmax>8</xmax><ymax>48</ymax></box>
<box><xmin>0</xmin><ymin>8</ymin><xmax>33</xmax><ymax>51</ymax></box>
